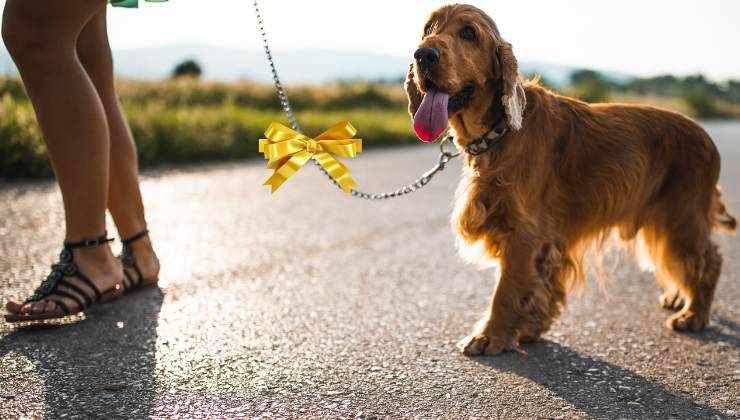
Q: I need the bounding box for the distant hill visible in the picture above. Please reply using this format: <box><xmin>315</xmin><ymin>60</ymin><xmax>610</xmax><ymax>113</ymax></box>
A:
<box><xmin>0</xmin><ymin>50</ymin><xmax>16</xmax><ymax>76</ymax></box>
<box><xmin>113</xmin><ymin>45</ymin><xmax>410</xmax><ymax>84</ymax></box>
<box><xmin>0</xmin><ymin>44</ymin><xmax>632</xmax><ymax>86</ymax></box>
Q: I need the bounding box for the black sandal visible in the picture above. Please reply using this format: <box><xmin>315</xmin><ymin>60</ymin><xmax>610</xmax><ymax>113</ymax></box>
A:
<box><xmin>119</xmin><ymin>229</ymin><xmax>158</xmax><ymax>292</ymax></box>
<box><xmin>5</xmin><ymin>233</ymin><xmax>124</xmax><ymax>322</ymax></box>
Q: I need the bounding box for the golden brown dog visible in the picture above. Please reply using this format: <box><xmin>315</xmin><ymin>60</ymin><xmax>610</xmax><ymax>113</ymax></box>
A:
<box><xmin>405</xmin><ymin>4</ymin><xmax>737</xmax><ymax>355</ymax></box>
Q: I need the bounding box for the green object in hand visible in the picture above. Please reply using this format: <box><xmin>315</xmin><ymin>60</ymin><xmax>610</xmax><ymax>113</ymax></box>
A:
<box><xmin>110</xmin><ymin>0</ymin><xmax>168</xmax><ymax>8</ymax></box>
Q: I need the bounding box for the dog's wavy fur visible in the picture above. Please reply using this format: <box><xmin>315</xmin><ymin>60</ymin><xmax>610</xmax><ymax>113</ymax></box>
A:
<box><xmin>406</xmin><ymin>4</ymin><xmax>736</xmax><ymax>355</ymax></box>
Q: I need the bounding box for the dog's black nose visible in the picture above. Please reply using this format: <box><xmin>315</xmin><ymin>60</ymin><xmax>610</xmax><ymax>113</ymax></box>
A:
<box><xmin>414</xmin><ymin>47</ymin><xmax>440</xmax><ymax>67</ymax></box>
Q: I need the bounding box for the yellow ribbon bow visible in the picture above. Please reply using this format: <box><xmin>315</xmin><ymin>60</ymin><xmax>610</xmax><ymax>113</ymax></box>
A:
<box><xmin>258</xmin><ymin>121</ymin><xmax>363</xmax><ymax>193</ymax></box>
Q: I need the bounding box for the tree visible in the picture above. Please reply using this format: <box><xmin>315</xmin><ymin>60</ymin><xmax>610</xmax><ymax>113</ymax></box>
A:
<box><xmin>725</xmin><ymin>80</ymin><xmax>740</xmax><ymax>103</ymax></box>
<box><xmin>570</xmin><ymin>69</ymin><xmax>610</xmax><ymax>103</ymax></box>
<box><xmin>172</xmin><ymin>59</ymin><xmax>202</xmax><ymax>79</ymax></box>
<box><xmin>683</xmin><ymin>89</ymin><xmax>722</xmax><ymax>118</ymax></box>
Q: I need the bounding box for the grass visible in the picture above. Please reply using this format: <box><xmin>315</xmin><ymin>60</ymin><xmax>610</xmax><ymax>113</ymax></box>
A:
<box><xmin>125</xmin><ymin>104</ymin><xmax>416</xmax><ymax>168</ymax></box>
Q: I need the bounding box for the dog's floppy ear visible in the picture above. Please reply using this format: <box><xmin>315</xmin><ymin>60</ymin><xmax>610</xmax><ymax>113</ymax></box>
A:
<box><xmin>404</xmin><ymin>63</ymin><xmax>423</xmax><ymax>117</ymax></box>
<box><xmin>495</xmin><ymin>42</ymin><xmax>526</xmax><ymax>130</ymax></box>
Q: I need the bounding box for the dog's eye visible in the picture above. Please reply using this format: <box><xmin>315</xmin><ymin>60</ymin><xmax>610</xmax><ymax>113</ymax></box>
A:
<box><xmin>459</xmin><ymin>26</ymin><xmax>476</xmax><ymax>41</ymax></box>
<box><xmin>424</xmin><ymin>24</ymin><xmax>433</xmax><ymax>36</ymax></box>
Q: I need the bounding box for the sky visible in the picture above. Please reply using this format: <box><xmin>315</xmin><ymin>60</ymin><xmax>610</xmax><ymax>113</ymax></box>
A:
<box><xmin>1</xmin><ymin>0</ymin><xmax>739</xmax><ymax>81</ymax></box>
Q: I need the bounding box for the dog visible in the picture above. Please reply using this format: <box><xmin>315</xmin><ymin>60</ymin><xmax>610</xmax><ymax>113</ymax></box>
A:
<box><xmin>404</xmin><ymin>4</ymin><xmax>737</xmax><ymax>355</ymax></box>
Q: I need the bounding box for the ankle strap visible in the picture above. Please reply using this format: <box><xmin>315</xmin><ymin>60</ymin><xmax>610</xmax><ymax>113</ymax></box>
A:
<box><xmin>121</xmin><ymin>229</ymin><xmax>150</xmax><ymax>246</ymax></box>
<box><xmin>64</xmin><ymin>233</ymin><xmax>114</xmax><ymax>249</ymax></box>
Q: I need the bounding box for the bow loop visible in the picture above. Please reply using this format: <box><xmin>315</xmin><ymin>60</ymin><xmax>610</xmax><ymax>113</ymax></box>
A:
<box><xmin>259</xmin><ymin>121</ymin><xmax>362</xmax><ymax>193</ymax></box>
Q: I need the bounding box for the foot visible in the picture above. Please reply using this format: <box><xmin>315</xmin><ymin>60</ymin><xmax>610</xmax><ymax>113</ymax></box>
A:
<box><xmin>667</xmin><ymin>309</ymin><xmax>708</xmax><ymax>332</ymax></box>
<box><xmin>6</xmin><ymin>244</ymin><xmax>123</xmax><ymax>318</ymax></box>
<box><xmin>660</xmin><ymin>289</ymin><xmax>685</xmax><ymax>311</ymax></box>
<box><xmin>121</xmin><ymin>232</ymin><xmax>160</xmax><ymax>288</ymax></box>
<box><xmin>457</xmin><ymin>322</ymin><xmax>519</xmax><ymax>356</ymax></box>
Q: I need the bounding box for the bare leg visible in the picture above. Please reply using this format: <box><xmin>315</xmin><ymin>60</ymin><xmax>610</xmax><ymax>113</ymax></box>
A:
<box><xmin>76</xmin><ymin>8</ymin><xmax>159</xmax><ymax>283</ymax></box>
<box><xmin>3</xmin><ymin>0</ymin><xmax>123</xmax><ymax>316</ymax></box>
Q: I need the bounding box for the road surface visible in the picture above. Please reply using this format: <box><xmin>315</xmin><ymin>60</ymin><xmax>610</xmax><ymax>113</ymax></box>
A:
<box><xmin>1</xmin><ymin>121</ymin><xmax>739</xmax><ymax>419</ymax></box>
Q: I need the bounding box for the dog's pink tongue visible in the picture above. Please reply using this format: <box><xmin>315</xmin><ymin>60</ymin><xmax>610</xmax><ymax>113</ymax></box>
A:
<box><xmin>413</xmin><ymin>88</ymin><xmax>449</xmax><ymax>142</ymax></box>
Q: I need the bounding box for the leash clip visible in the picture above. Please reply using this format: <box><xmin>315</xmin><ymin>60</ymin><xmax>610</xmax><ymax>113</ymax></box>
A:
<box><xmin>421</xmin><ymin>135</ymin><xmax>462</xmax><ymax>182</ymax></box>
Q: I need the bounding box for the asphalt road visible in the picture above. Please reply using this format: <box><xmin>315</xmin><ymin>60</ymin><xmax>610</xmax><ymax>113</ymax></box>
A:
<box><xmin>1</xmin><ymin>121</ymin><xmax>739</xmax><ymax>419</ymax></box>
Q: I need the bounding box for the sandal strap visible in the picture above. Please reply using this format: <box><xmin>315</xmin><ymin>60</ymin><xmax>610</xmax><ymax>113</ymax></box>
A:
<box><xmin>58</xmin><ymin>278</ymin><xmax>94</xmax><ymax>307</ymax></box>
<box><xmin>130</xmin><ymin>263</ymin><xmax>143</xmax><ymax>286</ymax></box>
<box><xmin>122</xmin><ymin>269</ymin><xmax>135</xmax><ymax>289</ymax></box>
<box><xmin>64</xmin><ymin>233</ymin><xmax>114</xmax><ymax>250</ymax></box>
<box><xmin>25</xmin><ymin>237</ymin><xmax>107</xmax><ymax>305</ymax></box>
<box><xmin>121</xmin><ymin>229</ymin><xmax>149</xmax><ymax>246</ymax></box>
<box><xmin>120</xmin><ymin>229</ymin><xmax>149</xmax><ymax>290</ymax></box>
<box><xmin>122</xmin><ymin>268</ymin><xmax>141</xmax><ymax>289</ymax></box>
<box><xmin>72</xmin><ymin>272</ymin><xmax>102</xmax><ymax>302</ymax></box>
<box><xmin>53</xmin><ymin>289</ymin><xmax>87</xmax><ymax>311</ymax></box>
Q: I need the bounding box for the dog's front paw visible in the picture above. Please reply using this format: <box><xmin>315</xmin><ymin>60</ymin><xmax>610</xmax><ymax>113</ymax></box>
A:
<box><xmin>457</xmin><ymin>333</ymin><xmax>518</xmax><ymax>356</ymax></box>
<box><xmin>667</xmin><ymin>310</ymin><xmax>707</xmax><ymax>332</ymax></box>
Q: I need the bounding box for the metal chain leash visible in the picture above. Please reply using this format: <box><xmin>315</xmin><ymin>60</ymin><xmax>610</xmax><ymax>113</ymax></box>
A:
<box><xmin>252</xmin><ymin>0</ymin><xmax>461</xmax><ymax>199</ymax></box>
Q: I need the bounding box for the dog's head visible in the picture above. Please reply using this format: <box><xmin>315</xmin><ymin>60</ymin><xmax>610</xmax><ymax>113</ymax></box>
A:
<box><xmin>405</xmin><ymin>4</ymin><xmax>526</xmax><ymax>142</ymax></box>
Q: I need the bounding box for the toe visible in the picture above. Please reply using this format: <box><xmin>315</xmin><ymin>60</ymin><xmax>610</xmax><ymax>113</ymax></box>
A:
<box><xmin>660</xmin><ymin>291</ymin><xmax>684</xmax><ymax>310</ymax></box>
<box><xmin>5</xmin><ymin>301</ymin><xmax>22</xmax><ymax>314</ymax></box>
<box><xmin>674</xmin><ymin>297</ymin><xmax>686</xmax><ymax>310</ymax></box>
<box><xmin>44</xmin><ymin>300</ymin><xmax>58</xmax><ymax>314</ymax></box>
<box><xmin>659</xmin><ymin>293</ymin><xmax>671</xmax><ymax>308</ymax></box>
<box><xmin>667</xmin><ymin>311</ymin><xmax>707</xmax><ymax>332</ymax></box>
<box><xmin>31</xmin><ymin>301</ymin><xmax>47</xmax><ymax>314</ymax></box>
<box><xmin>6</xmin><ymin>299</ymin><xmax>64</xmax><ymax>319</ymax></box>
<box><xmin>459</xmin><ymin>332</ymin><xmax>521</xmax><ymax>356</ymax></box>
<box><xmin>458</xmin><ymin>334</ymin><xmax>488</xmax><ymax>355</ymax></box>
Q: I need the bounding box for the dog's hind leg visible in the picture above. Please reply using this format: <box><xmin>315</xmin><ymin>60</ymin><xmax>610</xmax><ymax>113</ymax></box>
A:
<box><xmin>646</xmin><ymin>233</ymin><xmax>685</xmax><ymax>311</ymax></box>
<box><xmin>664</xmin><ymin>238</ymin><xmax>722</xmax><ymax>332</ymax></box>
<box><xmin>647</xmin><ymin>218</ymin><xmax>721</xmax><ymax>332</ymax></box>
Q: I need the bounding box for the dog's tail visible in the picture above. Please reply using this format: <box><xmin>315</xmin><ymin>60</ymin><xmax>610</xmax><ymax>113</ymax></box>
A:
<box><xmin>712</xmin><ymin>186</ymin><xmax>737</xmax><ymax>232</ymax></box>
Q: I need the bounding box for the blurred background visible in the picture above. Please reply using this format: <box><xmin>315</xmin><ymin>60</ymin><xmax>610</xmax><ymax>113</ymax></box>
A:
<box><xmin>1</xmin><ymin>0</ymin><xmax>739</xmax><ymax>179</ymax></box>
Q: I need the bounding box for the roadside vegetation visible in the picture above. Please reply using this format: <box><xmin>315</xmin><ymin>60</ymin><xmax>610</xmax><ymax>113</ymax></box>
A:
<box><xmin>1</xmin><ymin>67</ymin><xmax>739</xmax><ymax>179</ymax></box>
<box><xmin>560</xmin><ymin>70</ymin><xmax>740</xmax><ymax>117</ymax></box>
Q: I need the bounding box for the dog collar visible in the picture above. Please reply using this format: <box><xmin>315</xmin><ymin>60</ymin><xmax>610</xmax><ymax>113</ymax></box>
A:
<box><xmin>463</xmin><ymin>119</ymin><xmax>509</xmax><ymax>156</ymax></box>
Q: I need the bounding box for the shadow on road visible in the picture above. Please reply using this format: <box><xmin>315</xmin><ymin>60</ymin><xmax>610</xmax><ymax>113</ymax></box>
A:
<box><xmin>471</xmin><ymin>340</ymin><xmax>725</xmax><ymax>418</ymax></box>
<box><xmin>690</xmin><ymin>316</ymin><xmax>740</xmax><ymax>348</ymax></box>
<box><xmin>0</xmin><ymin>287</ymin><xmax>163</xmax><ymax>418</ymax></box>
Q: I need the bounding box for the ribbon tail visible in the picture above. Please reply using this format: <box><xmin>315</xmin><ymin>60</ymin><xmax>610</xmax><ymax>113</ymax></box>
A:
<box><xmin>266</xmin><ymin>156</ymin><xmax>291</xmax><ymax>170</ymax></box>
<box><xmin>313</xmin><ymin>152</ymin><xmax>358</xmax><ymax>193</ymax></box>
<box><xmin>263</xmin><ymin>151</ymin><xmax>312</xmax><ymax>193</ymax></box>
